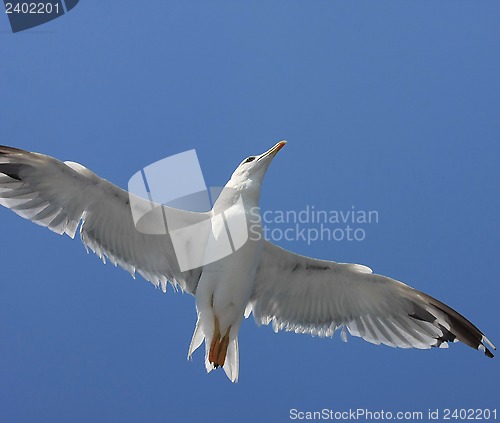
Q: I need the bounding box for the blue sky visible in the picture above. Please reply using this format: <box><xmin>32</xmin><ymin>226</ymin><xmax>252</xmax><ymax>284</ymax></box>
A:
<box><xmin>1</xmin><ymin>1</ymin><xmax>499</xmax><ymax>422</ymax></box>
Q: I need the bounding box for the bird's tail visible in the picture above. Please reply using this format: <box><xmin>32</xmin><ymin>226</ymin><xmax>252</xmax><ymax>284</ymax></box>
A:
<box><xmin>188</xmin><ymin>314</ymin><xmax>240</xmax><ymax>382</ymax></box>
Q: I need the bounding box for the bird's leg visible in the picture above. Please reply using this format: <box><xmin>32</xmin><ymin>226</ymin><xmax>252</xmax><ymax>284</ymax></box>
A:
<box><xmin>209</xmin><ymin>315</ymin><xmax>221</xmax><ymax>367</ymax></box>
<box><xmin>216</xmin><ymin>327</ymin><xmax>231</xmax><ymax>368</ymax></box>
<box><xmin>208</xmin><ymin>316</ymin><xmax>231</xmax><ymax>368</ymax></box>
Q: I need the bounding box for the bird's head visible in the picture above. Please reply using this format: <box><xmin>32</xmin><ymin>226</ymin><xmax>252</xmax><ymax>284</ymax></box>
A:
<box><xmin>230</xmin><ymin>141</ymin><xmax>287</xmax><ymax>186</ymax></box>
<box><xmin>213</xmin><ymin>141</ymin><xmax>286</xmax><ymax>210</ymax></box>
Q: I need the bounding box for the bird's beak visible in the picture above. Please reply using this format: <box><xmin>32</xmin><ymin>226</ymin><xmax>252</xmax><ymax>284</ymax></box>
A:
<box><xmin>258</xmin><ymin>140</ymin><xmax>287</xmax><ymax>161</ymax></box>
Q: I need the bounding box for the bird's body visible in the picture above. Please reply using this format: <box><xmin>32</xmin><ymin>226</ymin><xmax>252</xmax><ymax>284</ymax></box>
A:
<box><xmin>189</xmin><ymin>147</ymin><xmax>271</xmax><ymax>380</ymax></box>
<box><xmin>193</xmin><ymin>201</ymin><xmax>263</xmax><ymax>380</ymax></box>
<box><xmin>0</xmin><ymin>142</ymin><xmax>495</xmax><ymax>383</ymax></box>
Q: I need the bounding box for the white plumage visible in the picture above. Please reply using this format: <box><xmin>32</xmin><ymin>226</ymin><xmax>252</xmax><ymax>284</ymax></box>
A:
<box><xmin>0</xmin><ymin>142</ymin><xmax>495</xmax><ymax>382</ymax></box>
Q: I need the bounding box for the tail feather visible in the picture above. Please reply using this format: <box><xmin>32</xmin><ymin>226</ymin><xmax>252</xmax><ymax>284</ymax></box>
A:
<box><xmin>188</xmin><ymin>310</ymin><xmax>241</xmax><ymax>382</ymax></box>
<box><xmin>187</xmin><ymin>315</ymin><xmax>204</xmax><ymax>360</ymax></box>
<box><xmin>205</xmin><ymin>345</ymin><xmax>216</xmax><ymax>374</ymax></box>
<box><xmin>223</xmin><ymin>337</ymin><xmax>239</xmax><ymax>383</ymax></box>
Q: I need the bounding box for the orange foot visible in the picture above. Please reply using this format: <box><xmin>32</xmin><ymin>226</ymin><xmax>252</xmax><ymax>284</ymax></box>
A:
<box><xmin>208</xmin><ymin>315</ymin><xmax>230</xmax><ymax>368</ymax></box>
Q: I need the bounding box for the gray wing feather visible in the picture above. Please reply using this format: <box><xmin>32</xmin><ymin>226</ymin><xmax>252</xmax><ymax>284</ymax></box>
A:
<box><xmin>0</xmin><ymin>145</ymin><xmax>206</xmax><ymax>294</ymax></box>
<box><xmin>249</xmin><ymin>240</ymin><xmax>495</xmax><ymax>357</ymax></box>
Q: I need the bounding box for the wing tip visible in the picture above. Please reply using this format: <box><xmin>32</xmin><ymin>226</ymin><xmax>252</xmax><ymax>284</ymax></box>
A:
<box><xmin>411</xmin><ymin>293</ymin><xmax>495</xmax><ymax>359</ymax></box>
<box><xmin>0</xmin><ymin>146</ymin><xmax>34</xmax><ymax>181</ymax></box>
<box><xmin>480</xmin><ymin>336</ymin><xmax>495</xmax><ymax>358</ymax></box>
<box><xmin>482</xmin><ymin>335</ymin><xmax>496</xmax><ymax>351</ymax></box>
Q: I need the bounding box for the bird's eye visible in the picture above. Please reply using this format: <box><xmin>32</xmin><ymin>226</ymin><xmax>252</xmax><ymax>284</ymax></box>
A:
<box><xmin>245</xmin><ymin>156</ymin><xmax>256</xmax><ymax>164</ymax></box>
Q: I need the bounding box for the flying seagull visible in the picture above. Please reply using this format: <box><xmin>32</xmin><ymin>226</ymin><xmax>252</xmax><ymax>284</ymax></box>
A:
<box><xmin>0</xmin><ymin>142</ymin><xmax>495</xmax><ymax>382</ymax></box>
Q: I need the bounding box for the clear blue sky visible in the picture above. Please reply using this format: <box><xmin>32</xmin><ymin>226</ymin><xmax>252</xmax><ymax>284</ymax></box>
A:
<box><xmin>1</xmin><ymin>2</ymin><xmax>499</xmax><ymax>422</ymax></box>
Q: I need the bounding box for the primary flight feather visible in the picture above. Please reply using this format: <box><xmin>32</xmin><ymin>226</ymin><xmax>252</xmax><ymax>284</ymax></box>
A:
<box><xmin>0</xmin><ymin>142</ymin><xmax>494</xmax><ymax>382</ymax></box>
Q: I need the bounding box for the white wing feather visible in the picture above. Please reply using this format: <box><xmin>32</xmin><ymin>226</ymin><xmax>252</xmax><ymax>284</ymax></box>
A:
<box><xmin>249</xmin><ymin>241</ymin><xmax>495</xmax><ymax>356</ymax></box>
<box><xmin>0</xmin><ymin>145</ymin><xmax>207</xmax><ymax>294</ymax></box>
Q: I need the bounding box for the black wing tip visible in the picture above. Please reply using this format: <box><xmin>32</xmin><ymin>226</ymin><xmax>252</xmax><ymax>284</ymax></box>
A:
<box><xmin>0</xmin><ymin>146</ymin><xmax>34</xmax><ymax>180</ymax></box>
<box><xmin>430</xmin><ymin>328</ymin><xmax>495</xmax><ymax>358</ymax></box>
<box><xmin>0</xmin><ymin>146</ymin><xmax>31</xmax><ymax>181</ymax></box>
<box><xmin>481</xmin><ymin>336</ymin><xmax>495</xmax><ymax>358</ymax></box>
<box><xmin>410</xmin><ymin>302</ymin><xmax>495</xmax><ymax>359</ymax></box>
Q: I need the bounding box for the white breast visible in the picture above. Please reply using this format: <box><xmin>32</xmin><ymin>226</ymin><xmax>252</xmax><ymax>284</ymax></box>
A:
<box><xmin>196</xmin><ymin>202</ymin><xmax>263</xmax><ymax>333</ymax></box>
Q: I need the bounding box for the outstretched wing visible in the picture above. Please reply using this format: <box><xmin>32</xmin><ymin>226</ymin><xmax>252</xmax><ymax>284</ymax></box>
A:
<box><xmin>0</xmin><ymin>145</ymin><xmax>208</xmax><ymax>294</ymax></box>
<box><xmin>248</xmin><ymin>240</ymin><xmax>495</xmax><ymax>357</ymax></box>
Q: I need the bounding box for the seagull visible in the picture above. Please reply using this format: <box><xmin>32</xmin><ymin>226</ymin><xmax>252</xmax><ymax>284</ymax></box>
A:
<box><xmin>0</xmin><ymin>142</ymin><xmax>495</xmax><ymax>382</ymax></box>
